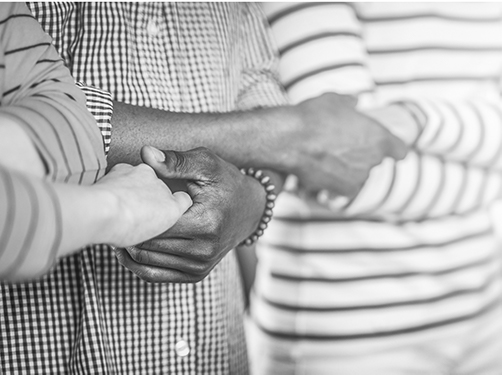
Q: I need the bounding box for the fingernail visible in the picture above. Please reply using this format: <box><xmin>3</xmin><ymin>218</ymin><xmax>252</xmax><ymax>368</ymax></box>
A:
<box><xmin>149</xmin><ymin>147</ymin><xmax>165</xmax><ymax>162</ymax></box>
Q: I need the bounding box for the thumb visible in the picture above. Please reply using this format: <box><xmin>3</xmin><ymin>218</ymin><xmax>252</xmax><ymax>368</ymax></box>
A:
<box><xmin>141</xmin><ymin>145</ymin><xmax>166</xmax><ymax>164</ymax></box>
<box><xmin>172</xmin><ymin>191</ymin><xmax>193</xmax><ymax>214</ymax></box>
<box><xmin>141</xmin><ymin>146</ymin><xmax>209</xmax><ymax>180</ymax></box>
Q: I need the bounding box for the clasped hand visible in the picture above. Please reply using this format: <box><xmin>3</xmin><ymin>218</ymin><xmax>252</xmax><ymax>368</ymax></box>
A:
<box><xmin>115</xmin><ymin>146</ymin><xmax>265</xmax><ymax>283</ymax></box>
<box><xmin>277</xmin><ymin>93</ymin><xmax>408</xmax><ymax>197</ymax></box>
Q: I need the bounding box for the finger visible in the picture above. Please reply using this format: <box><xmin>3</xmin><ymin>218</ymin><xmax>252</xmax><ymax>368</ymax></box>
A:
<box><xmin>125</xmin><ymin>246</ymin><xmax>208</xmax><ymax>276</ymax></box>
<box><xmin>172</xmin><ymin>191</ymin><xmax>193</xmax><ymax>214</ymax></box>
<box><xmin>141</xmin><ymin>145</ymin><xmax>215</xmax><ymax>181</ymax></box>
<box><xmin>114</xmin><ymin>248</ymin><xmax>205</xmax><ymax>283</ymax></box>
<box><xmin>109</xmin><ymin>163</ymin><xmax>133</xmax><ymax>172</ymax></box>
<box><xmin>298</xmin><ymin>157</ymin><xmax>360</xmax><ymax>198</ymax></box>
<box><xmin>135</xmin><ymin>162</ymin><xmax>157</xmax><ymax>175</ymax></box>
<box><xmin>138</xmin><ymin>238</ymin><xmax>209</xmax><ymax>260</ymax></box>
<box><xmin>141</xmin><ymin>145</ymin><xmax>165</xmax><ymax>165</ymax></box>
<box><xmin>327</xmin><ymin>195</ymin><xmax>351</xmax><ymax>211</ymax></box>
<box><xmin>154</xmin><ymin>203</ymin><xmax>210</xmax><ymax>238</ymax></box>
<box><xmin>384</xmin><ymin>132</ymin><xmax>408</xmax><ymax>161</ymax></box>
<box><xmin>340</xmin><ymin>94</ymin><xmax>358</xmax><ymax>107</ymax></box>
<box><xmin>372</xmin><ymin>123</ymin><xmax>407</xmax><ymax>161</ymax></box>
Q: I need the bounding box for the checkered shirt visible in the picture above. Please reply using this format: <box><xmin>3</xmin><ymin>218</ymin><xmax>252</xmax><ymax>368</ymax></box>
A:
<box><xmin>1</xmin><ymin>2</ymin><xmax>287</xmax><ymax>374</ymax></box>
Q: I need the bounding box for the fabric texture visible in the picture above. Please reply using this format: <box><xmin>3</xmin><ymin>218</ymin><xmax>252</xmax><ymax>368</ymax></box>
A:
<box><xmin>250</xmin><ymin>3</ymin><xmax>502</xmax><ymax>375</ymax></box>
<box><xmin>1</xmin><ymin>2</ymin><xmax>287</xmax><ymax>374</ymax></box>
<box><xmin>0</xmin><ymin>2</ymin><xmax>106</xmax><ymax>280</ymax></box>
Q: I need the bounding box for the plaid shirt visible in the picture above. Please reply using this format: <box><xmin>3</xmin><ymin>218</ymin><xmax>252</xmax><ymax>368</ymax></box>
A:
<box><xmin>1</xmin><ymin>2</ymin><xmax>286</xmax><ymax>374</ymax></box>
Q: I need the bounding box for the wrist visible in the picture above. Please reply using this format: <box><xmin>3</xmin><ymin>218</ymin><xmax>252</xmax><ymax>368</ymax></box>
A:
<box><xmin>239</xmin><ymin>106</ymin><xmax>302</xmax><ymax>174</ymax></box>
<box><xmin>239</xmin><ymin>168</ymin><xmax>277</xmax><ymax>246</ymax></box>
<box><xmin>53</xmin><ymin>183</ymin><xmax>118</xmax><ymax>258</ymax></box>
<box><xmin>84</xmin><ymin>185</ymin><xmax>123</xmax><ymax>246</ymax></box>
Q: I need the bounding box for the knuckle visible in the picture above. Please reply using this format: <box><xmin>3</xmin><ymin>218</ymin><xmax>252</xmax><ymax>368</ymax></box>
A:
<box><xmin>111</xmin><ymin>163</ymin><xmax>131</xmax><ymax>173</ymax></box>
<box><xmin>204</xmin><ymin>210</ymin><xmax>223</xmax><ymax>233</ymax></box>
<box><xmin>128</xmin><ymin>247</ymin><xmax>151</xmax><ymax>264</ymax></box>
<box><xmin>202</xmin><ymin>153</ymin><xmax>218</xmax><ymax>170</ymax></box>
<box><xmin>163</xmin><ymin>150</ymin><xmax>186</xmax><ymax>173</ymax></box>
<box><xmin>192</xmin><ymin>147</ymin><xmax>219</xmax><ymax>167</ymax></box>
<box><xmin>190</xmin><ymin>262</ymin><xmax>211</xmax><ymax>276</ymax></box>
<box><xmin>173</xmin><ymin>152</ymin><xmax>187</xmax><ymax>173</ymax></box>
<box><xmin>198</xmin><ymin>244</ymin><xmax>218</xmax><ymax>262</ymax></box>
<box><xmin>136</xmin><ymin>163</ymin><xmax>154</xmax><ymax>174</ymax></box>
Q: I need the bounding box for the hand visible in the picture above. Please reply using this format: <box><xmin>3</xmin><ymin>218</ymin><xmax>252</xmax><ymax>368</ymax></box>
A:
<box><xmin>310</xmin><ymin>104</ymin><xmax>420</xmax><ymax>206</ymax></box>
<box><xmin>272</xmin><ymin>93</ymin><xmax>407</xmax><ymax>197</ymax></box>
<box><xmin>94</xmin><ymin>162</ymin><xmax>192</xmax><ymax>247</ymax></box>
<box><xmin>114</xmin><ymin>146</ymin><xmax>266</xmax><ymax>283</ymax></box>
<box><xmin>363</xmin><ymin>104</ymin><xmax>421</xmax><ymax>146</ymax></box>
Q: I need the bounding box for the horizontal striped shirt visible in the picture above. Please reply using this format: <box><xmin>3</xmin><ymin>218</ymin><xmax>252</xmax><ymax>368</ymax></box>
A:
<box><xmin>251</xmin><ymin>2</ymin><xmax>502</xmax><ymax>373</ymax></box>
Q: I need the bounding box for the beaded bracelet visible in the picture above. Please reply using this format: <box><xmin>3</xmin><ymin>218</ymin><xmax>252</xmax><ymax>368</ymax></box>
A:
<box><xmin>239</xmin><ymin>167</ymin><xmax>277</xmax><ymax>246</ymax></box>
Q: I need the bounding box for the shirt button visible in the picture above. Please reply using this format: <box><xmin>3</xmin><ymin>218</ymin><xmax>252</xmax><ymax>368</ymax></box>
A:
<box><xmin>175</xmin><ymin>339</ymin><xmax>190</xmax><ymax>357</ymax></box>
<box><xmin>147</xmin><ymin>20</ymin><xmax>160</xmax><ymax>36</ymax></box>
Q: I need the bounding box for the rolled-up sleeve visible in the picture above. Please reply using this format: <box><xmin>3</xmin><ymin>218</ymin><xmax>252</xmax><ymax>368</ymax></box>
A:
<box><xmin>237</xmin><ymin>3</ymin><xmax>289</xmax><ymax>110</ymax></box>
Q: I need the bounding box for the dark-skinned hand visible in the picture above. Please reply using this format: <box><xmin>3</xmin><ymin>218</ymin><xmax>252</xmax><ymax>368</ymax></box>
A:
<box><xmin>114</xmin><ymin>146</ymin><xmax>266</xmax><ymax>283</ymax></box>
<box><xmin>263</xmin><ymin>93</ymin><xmax>408</xmax><ymax>197</ymax></box>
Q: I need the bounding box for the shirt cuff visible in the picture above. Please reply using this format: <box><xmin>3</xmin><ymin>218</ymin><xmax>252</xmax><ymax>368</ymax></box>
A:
<box><xmin>76</xmin><ymin>83</ymin><xmax>113</xmax><ymax>156</ymax></box>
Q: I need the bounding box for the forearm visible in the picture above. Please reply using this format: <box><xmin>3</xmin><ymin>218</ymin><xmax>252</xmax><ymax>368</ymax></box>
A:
<box><xmin>54</xmin><ymin>182</ymin><xmax>117</xmax><ymax>258</ymax></box>
<box><xmin>0</xmin><ymin>116</ymin><xmax>45</xmax><ymax>178</ymax></box>
<box><xmin>0</xmin><ymin>168</ymin><xmax>115</xmax><ymax>281</ymax></box>
<box><xmin>341</xmin><ymin>151</ymin><xmax>502</xmax><ymax>220</ymax></box>
<box><xmin>108</xmin><ymin>101</ymin><xmax>298</xmax><ymax>173</ymax></box>
<box><xmin>387</xmin><ymin>98</ymin><xmax>502</xmax><ymax>170</ymax></box>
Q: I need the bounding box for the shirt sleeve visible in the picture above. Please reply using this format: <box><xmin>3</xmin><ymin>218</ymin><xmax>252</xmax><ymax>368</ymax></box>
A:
<box><xmin>27</xmin><ymin>2</ymin><xmax>114</xmax><ymax>157</ymax></box>
<box><xmin>0</xmin><ymin>166</ymin><xmax>62</xmax><ymax>280</ymax></box>
<box><xmin>264</xmin><ymin>2</ymin><xmax>502</xmax><ymax>221</ymax></box>
<box><xmin>0</xmin><ymin>2</ymin><xmax>106</xmax><ymax>185</ymax></box>
<box><xmin>236</xmin><ymin>3</ymin><xmax>289</xmax><ymax>110</ymax></box>
<box><xmin>261</xmin><ymin>2</ymin><xmax>376</xmax><ymax>105</ymax></box>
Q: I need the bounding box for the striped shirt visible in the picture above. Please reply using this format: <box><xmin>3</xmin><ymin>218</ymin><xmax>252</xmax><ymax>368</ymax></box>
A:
<box><xmin>0</xmin><ymin>2</ymin><xmax>106</xmax><ymax>280</ymax></box>
<box><xmin>250</xmin><ymin>2</ymin><xmax>502</xmax><ymax>373</ymax></box>
<box><xmin>1</xmin><ymin>3</ymin><xmax>286</xmax><ymax>374</ymax></box>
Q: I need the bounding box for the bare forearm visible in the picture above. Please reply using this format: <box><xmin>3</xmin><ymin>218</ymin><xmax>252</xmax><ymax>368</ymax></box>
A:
<box><xmin>108</xmin><ymin>101</ymin><xmax>297</xmax><ymax>172</ymax></box>
<box><xmin>110</xmin><ymin>94</ymin><xmax>407</xmax><ymax>196</ymax></box>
